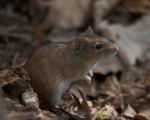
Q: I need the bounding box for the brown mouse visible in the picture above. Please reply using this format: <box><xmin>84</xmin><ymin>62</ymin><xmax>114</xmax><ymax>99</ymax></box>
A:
<box><xmin>25</xmin><ymin>27</ymin><xmax>118</xmax><ymax>107</ymax></box>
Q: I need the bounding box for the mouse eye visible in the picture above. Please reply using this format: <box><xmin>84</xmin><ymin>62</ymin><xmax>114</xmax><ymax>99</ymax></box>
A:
<box><xmin>95</xmin><ymin>43</ymin><xmax>103</xmax><ymax>49</ymax></box>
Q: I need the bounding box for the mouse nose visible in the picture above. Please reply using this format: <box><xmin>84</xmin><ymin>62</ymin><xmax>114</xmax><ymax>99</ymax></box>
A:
<box><xmin>110</xmin><ymin>44</ymin><xmax>119</xmax><ymax>54</ymax></box>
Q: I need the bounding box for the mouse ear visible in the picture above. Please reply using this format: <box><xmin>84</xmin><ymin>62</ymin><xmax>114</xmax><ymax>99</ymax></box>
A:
<box><xmin>81</xmin><ymin>26</ymin><xmax>95</xmax><ymax>37</ymax></box>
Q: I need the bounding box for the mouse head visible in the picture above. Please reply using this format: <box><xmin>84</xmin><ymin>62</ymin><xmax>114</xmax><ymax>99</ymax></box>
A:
<box><xmin>73</xmin><ymin>27</ymin><xmax>118</xmax><ymax>63</ymax></box>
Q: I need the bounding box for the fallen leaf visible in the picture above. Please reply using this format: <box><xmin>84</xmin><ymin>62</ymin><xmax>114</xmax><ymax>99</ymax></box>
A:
<box><xmin>123</xmin><ymin>105</ymin><xmax>137</xmax><ymax>118</ymax></box>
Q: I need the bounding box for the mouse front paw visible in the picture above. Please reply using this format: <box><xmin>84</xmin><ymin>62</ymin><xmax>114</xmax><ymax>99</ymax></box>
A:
<box><xmin>83</xmin><ymin>70</ymin><xmax>93</xmax><ymax>84</ymax></box>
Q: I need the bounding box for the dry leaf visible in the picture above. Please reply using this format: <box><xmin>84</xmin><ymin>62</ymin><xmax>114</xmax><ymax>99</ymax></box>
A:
<box><xmin>123</xmin><ymin>105</ymin><xmax>137</xmax><ymax>118</ymax></box>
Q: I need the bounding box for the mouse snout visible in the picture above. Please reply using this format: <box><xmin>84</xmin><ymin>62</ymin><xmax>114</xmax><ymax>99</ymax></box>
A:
<box><xmin>109</xmin><ymin>43</ymin><xmax>119</xmax><ymax>54</ymax></box>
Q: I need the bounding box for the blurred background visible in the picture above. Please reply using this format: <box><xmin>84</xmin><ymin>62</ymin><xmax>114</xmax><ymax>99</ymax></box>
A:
<box><xmin>0</xmin><ymin>0</ymin><xmax>150</xmax><ymax>120</ymax></box>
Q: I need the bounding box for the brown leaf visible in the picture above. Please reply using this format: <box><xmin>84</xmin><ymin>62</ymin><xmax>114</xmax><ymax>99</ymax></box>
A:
<box><xmin>78</xmin><ymin>89</ymin><xmax>91</xmax><ymax>114</ymax></box>
<box><xmin>134</xmin><ymin>114</ymin><xmax>148</xmax><ymax>120</ymax></box>
<box><xmin>71</xmin><ymin>93</ymin><xmax>82</xmax><ymax>108</ymax></box>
